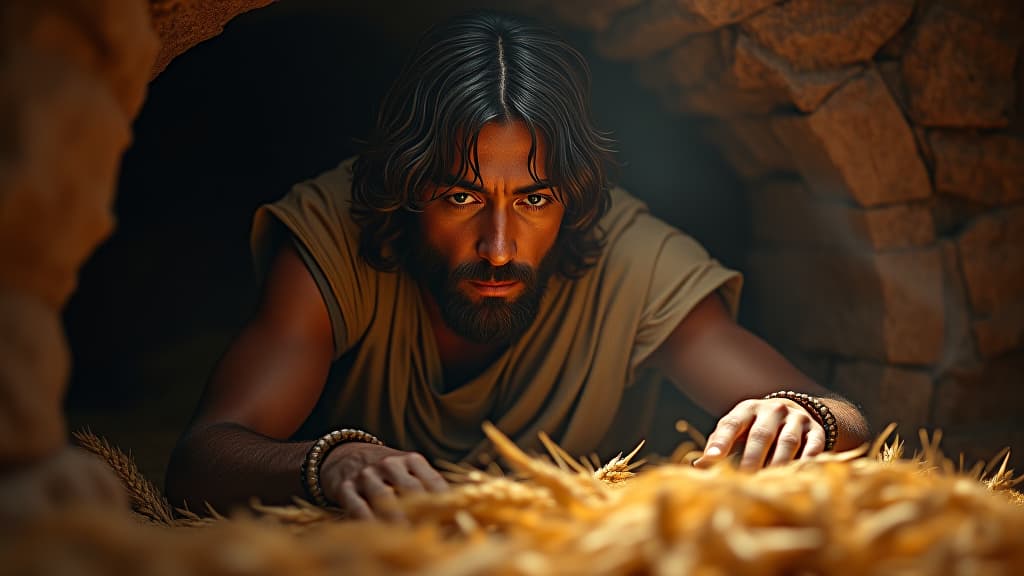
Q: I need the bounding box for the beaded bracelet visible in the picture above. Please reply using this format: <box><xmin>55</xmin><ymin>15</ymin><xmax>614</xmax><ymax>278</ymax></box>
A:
<box><xmin>763</xmin><ymin>390</ymin><xmax>838</xmax><ymax>451</ymax></box>
<box><xmin>301</xmin><ymin>428</ymin><xmax>384</xmax><ymax>507</ymax></box>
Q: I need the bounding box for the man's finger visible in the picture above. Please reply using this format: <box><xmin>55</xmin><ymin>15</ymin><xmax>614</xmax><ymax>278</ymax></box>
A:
<box><xmin>695</xmin><ymin>408</ymin><xmax>754</xmax><ymax>468</ymax></box>
<box><xmin>799</xmin><ymin>427</ymin><xmax>827</xmax><ymax>459</ymax></box>
<box><xmin>340</xmin><ymin>479</ymin><xmax>374</xmax><ymax>519</ymax></box>
<box><xmin>406</xmin><ymin>454</ymin><xmax>449</xmax><ymax>493</ymax></box>
<box><xmin>767</xmin><ymin>417</ymin><xmax>807</xmax><ymax>467</ymax></box>
<box><xmin>739</xmin><ymin>420</ymin><xmax>781</xmax><ymax>471</ymax></box>
<box><xmin>357</xmin><ymin>467</ymin><xmax>403</xmax><ymax>522</ymax></box>
<box><xmin>378</xmin><ymin>458</ymin><xmax>427</xmax><ymax>495</ymax></box>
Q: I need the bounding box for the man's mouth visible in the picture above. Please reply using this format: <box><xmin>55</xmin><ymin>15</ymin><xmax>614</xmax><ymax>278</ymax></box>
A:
<box><xmin>466</xmin><ymin>280</ymin><xmax>523</xmax><ymax>297</ymax></box>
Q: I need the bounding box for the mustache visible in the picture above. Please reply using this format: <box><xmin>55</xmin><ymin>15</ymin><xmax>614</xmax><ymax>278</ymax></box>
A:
<box><xmin>450</xmin><ymin>260</ymin><xmax>535</xmax><ymax>284</ymax></box>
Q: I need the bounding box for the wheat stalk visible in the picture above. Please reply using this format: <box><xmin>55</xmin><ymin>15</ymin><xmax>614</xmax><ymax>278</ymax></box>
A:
<box><xmin>72</xmin><ymin>428</ymin><xmax>175</xmax><ymax>526</ymax></box>
<box><xmin>593</xmin><ymin>441</ymin><xmax>645</xmax><ymax>485</ymax></box>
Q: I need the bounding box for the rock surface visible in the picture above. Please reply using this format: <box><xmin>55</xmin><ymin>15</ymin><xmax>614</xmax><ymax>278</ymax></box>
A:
<box><xmin>956</xmin><ymin>206</ymin><xmax>1024</xmax><ymax>321</ymax></box>
<box><xmin>930</xmin><ymin>131</ymin><xmax>1024</xmax><ymax>206</ymax></box>
<box><xmin>149</xmin><ymin>0</ymin><xmax>275</xmax><ymax>77</ymax></box>
<box><xmin>0</xmin><ymin>0</ymin><xmax>156</xmax><ymax>462</ymax></box>
<box><xmin>772</xmin><ymin>70</ymin><xmax>932</xmax><ymax>207</ymax></box>
<box><xmin>741</xmin><ymin>0</ymin><xmax>914</xmax><ymax>71</ymax></box>
<box><xmin>902</xmin><ymin>4</ymin><xmax>1020</xmax><ymax>128</ymax></box>
<box><xmin>598</xmin><ymin>0</ymin><xmax>780</xmax><ymax>60</ymax></box>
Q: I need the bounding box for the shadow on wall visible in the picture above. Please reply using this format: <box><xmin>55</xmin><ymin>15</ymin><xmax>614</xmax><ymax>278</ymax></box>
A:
<box><xmin>62</xmin><ymin>1</ymin><xmax>746</xmax><ymax>485</ymax></box>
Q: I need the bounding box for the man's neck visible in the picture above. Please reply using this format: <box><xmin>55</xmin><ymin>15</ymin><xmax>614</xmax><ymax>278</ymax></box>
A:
<box><xmin>419</xmin><ymin>284</ymin><xmax>508</xmax><ymax>391</ymax></box>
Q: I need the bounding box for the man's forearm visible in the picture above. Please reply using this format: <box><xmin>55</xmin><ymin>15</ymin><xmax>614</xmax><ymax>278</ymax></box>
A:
<box><xmin>165</xmin><ymin>422</ymin><xmax>312</xmax><ymax>512</ymax></box>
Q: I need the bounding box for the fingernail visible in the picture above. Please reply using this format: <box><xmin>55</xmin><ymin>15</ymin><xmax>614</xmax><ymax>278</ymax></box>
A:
<box><xmin>705</xmin><ymin>446</ymin><xmax>722</xmax><ymax>457</ymax></box>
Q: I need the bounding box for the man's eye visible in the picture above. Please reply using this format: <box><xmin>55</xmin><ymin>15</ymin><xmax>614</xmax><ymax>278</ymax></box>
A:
<box><xmin>522</xmin><ymin>194</ymin><xmax>550</xmax><ymax>208</ymax></box>
<box><xmin>447</xmin><ymin>192</ymin><xmax>475</xmax><ymax>205</ymax></box>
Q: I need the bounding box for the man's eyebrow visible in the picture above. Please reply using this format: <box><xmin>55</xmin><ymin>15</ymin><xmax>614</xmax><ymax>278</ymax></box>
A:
<box><xmin>441</xmin><ymin>175</ymin><xmax>554</xmax><ymax>195</ymax></box>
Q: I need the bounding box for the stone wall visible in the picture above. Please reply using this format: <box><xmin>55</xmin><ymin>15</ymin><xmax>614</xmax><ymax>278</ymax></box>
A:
<box><xmin>551</xmin><ymin>0</ymin><xmax>1023</xmax><ymax>460</ymax></box>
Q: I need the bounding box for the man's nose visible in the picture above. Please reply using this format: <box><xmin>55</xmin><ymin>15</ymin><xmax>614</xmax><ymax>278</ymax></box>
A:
<box><xmin>476</xmin><ymin>206</ymin><xmax>515</xmax><ymax>267</ymax></box>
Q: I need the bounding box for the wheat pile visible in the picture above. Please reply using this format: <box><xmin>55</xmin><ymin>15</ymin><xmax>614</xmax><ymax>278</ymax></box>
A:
<box><xmin>2</xmin><ymin>423</ymin><xmax>1023</xmax><ymax>576</ymax></box>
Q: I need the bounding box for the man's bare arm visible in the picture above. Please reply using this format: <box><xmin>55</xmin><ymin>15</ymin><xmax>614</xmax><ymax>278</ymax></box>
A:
<box><xmin>164</xmin><ymin>243</ymin><xmax>447</xmax><ymax>515</ymax></box>
<box><xmin>643</xmin><ymin>292</ymin><xmax>870</xmax><ymax>469</ymax></box>
<box><xmin>165</xmin><ymin>242</ymin><xmax>336</xmax><ymax>510</ymax></box>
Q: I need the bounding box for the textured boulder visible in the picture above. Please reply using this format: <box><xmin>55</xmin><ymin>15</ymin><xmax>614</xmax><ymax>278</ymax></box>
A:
<box><xmin>930</xmin><ymin>131</ymin><xmax>1024</xmax><ymax>206</ymax></box>
<box><xmin>956</xmin><ymin>206</ymin><xmax>1024</xmax><ymax>358</ymax></box>
<box><xmin>772</xmin><ymin>70</ymin><xmax>931</xmax><ymax>207</ymax></box>
<box><xmin>902</xmin><ymin>4</ymin><xmax>1019</xmax><ymax>128</ymax></box>
<box><xmin>648</xmin><ymin>31</ymin><xmax>861</xmax><ymax>117</ymax></box>
<box><xmin>956</xmin><ymin>206</ymin><xmax>1024</xmax><ymax>317</ymax></box>
<box><xmin>741</xmin><ymin>0</ymin><xmax>914</xmax><ymax>71</ymax></box>
<box><xmin>727</xmin><ymin>34</ymin><xmax>861</xmax><ymax>112</ymax></box>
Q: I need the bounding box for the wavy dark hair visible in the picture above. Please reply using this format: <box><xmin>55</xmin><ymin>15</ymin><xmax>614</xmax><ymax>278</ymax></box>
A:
<box><xmin>350</xmin><ymin>11</ymin><xmax>616</xmax><ymax>278</ymax></box>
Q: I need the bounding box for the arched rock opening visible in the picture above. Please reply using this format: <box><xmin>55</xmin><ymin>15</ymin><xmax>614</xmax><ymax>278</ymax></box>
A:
<box><xmin>4</xmin><ymin>0</ymin><xmax>1022</xmax><ymax>482</ymax></box>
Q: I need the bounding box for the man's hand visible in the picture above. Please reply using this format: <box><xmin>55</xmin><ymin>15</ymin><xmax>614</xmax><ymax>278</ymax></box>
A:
<box><xmin>0</xmin><ymin>445</ymin><xmax>129</xmax><ymax>525</ymax></box>
<box><xmin>693</xmin><ymin>398</ymin><xmax>826</xmax><ymax>471</ymax></box>
<box><xmin>319</xmin><ymin>443</ymin><xmax>448</xmax><ymax>521</ymax></box>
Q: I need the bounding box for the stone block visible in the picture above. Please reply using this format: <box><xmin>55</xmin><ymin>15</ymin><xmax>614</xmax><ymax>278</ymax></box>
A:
<box><xmin>703</xmin><ymin>118</ymin><xmax>796</xmax><ymax>182</ymax></box>
<box><xmin>747</xmin><ymin>247</ymin><xmax>944</xmax><ymax>364</ymax></box>
<box><xmin>832</xmin><ymin>361</ymin><xmax>932</xmax><ymax>437</ymax></box>
<box><xmin>876</xmin><ymin>60</ymin><xmax>909</xmax><ymax>113</ymax></box>
<box><xmin>932</xmin><ymin>0</ymin><xmax>1024</xmax><ymax>35</ymax></box>
<box><xmin>736</xmin><ymin>37</ymin><xmax>863</xmax><ymax>113</ymax></box>
<box><xmin>750</xmin><ymin>179</ymin><xmax>934</xmax><ymax>250</ymax></box>
<box><xmin>972</xmin><ymin>304</ymin><xmax>1024</xmax><ymax>359</ymax></box>
<box><xmin>859</xmin><ymin>203</ymin><xmax>936</xmax><ymax>250</ymax></box>
<box><xmin>597</xmin><ymin>0</ymin><xmax>780</xmax><ymax>60</ymax></box>
<box><xmin>876</xmin><ymin>249</ymin><xmax>946</xmax><ymax>365</ymax></box>
<box><xmin>550</xmin><ymin>0</ymin><xmax>645</xmax><ymax>31</ymax></box>
<box><xmin>932</xmin><ymin>351</ymin><xmax>1024</xmax><ymax>429</ymax></box>
<box><xmin>682</xmin><ymin>0</ymin><xmax>782</xmax><ymax>26</ymax></box>
<box><xmin>634</xmin><ymin>29</ymin><xmax>861</xmax><ymax>117</ymax></box>
<box><xmin>930</xmin><ymin>131</ymin><xmax>1024</xmax><ymax>206</ymax></box>
<box><xmin>772</xmin><ymin>70</ymin><xmax>932</xmax><ymax>207</ymax></box>
<box><xmin>741</xmin><ymin>0</ymin><xmax>914</xmax><ymax>71</ymax></box>
<box><xmin>903</xmin><ymin>4</ymin><xmax>1019</xmax><ymax>128</ymax></box>
<box><xmin>956</xmin><ymin>206</ymin><xmax>1024</xmax><ymax>317</ymax></box>
<box><xmin>700</xmin><ymin>33</ymin><xmax>862</xmax><ymax>114</ymax></box>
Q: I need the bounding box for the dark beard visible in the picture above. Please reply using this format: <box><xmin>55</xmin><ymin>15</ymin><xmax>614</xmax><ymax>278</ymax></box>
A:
<box><xmin>411</xmin><ymin>244</ymin><xmax>557</xmax><ymax>345</ymax></box>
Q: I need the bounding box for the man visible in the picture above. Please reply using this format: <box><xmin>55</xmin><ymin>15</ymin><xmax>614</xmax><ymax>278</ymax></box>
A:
<box><xmin>165</xmin><ymin>12</ymin><xmax>869</xmax><ymax>521</ymax></box>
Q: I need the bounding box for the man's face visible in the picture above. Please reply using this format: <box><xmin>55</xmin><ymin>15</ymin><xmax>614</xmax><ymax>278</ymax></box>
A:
<box><xmin>413</xmin><ymin>121</ymin><xmax>565</xmax><ymax>344</ymax></box>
